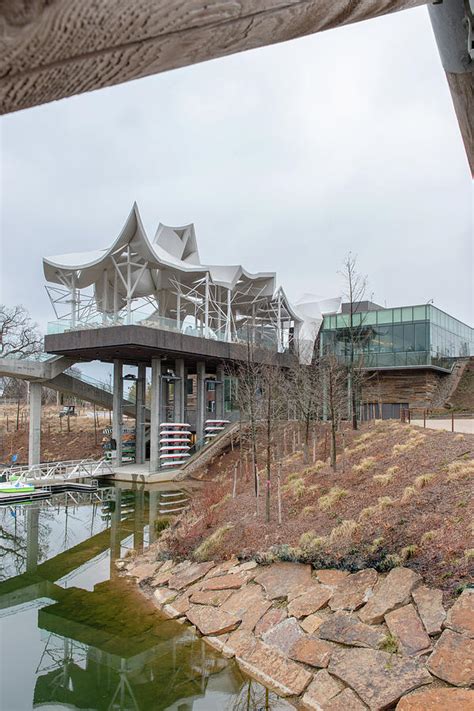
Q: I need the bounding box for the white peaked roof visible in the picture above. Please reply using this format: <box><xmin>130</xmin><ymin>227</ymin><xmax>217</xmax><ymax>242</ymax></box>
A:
<box><xmin>43</xmin><ymin>202</ymin><xmax>276</xmax><ymax>295</ymax></box>
<box><xmin>43</xmin><ymin>204</ymin><xmax>339</xmax><ymax>364</ymax></box>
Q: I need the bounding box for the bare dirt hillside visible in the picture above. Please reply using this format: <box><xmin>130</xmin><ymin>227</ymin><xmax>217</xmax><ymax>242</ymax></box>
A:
<box><xmin>0</xmin><ymin>405</ymin><xmax>109</xmax><ymax>463</ymax></box>
<box><xmin>161</xmin><ymin>421</ymin><xmax>473</xmax><ymax>602</ymax></box>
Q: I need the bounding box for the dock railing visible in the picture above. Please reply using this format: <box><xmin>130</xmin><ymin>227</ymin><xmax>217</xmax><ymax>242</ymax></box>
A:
<box><xmin>1</xmin><ymin>457</ymin><xmax>114</xmax><ymax>482</ymax></box>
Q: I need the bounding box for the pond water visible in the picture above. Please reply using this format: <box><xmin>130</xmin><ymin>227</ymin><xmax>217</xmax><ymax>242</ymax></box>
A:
<box><xmin>0</xmin><ymin>484</ymin><xmax>292</xmax><ymax>711</ymax></box>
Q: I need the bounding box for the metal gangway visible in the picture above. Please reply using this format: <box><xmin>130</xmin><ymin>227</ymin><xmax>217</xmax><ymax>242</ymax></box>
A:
<box><xmin>1</xmin><ymin>457</ymin><xmax>114</xmax><ymax>483</ymax></box>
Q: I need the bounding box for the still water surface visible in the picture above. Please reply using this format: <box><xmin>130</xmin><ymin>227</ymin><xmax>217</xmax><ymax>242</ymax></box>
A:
<box><xmin>0</xmin><ymin>484</ymin><xmax>292</xmax><ymax>711</ymax></box>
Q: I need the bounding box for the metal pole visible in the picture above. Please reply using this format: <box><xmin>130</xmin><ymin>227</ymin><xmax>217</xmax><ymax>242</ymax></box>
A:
<box><xmin>204</xmin><ymin>272</ymin><xmax>209</xmax><ymax>337</ymax></box>
<box><xmin>226</xmin><ymin>288</ymin><xmax>232</xmax><ymax>342</ymax></box>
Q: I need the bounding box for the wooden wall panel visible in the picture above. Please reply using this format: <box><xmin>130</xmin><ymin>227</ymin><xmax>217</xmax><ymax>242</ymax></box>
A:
<box><xmin>0</xmin><ymin>0</ymin><xmax>429</xmax><ymax>113</ymax></box>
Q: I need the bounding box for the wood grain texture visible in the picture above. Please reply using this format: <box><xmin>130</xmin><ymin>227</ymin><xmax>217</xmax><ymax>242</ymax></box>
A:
<box><xmin>445</xmin><ymin>71</ymin><xmax>474</xmax><ymax>177</ymax></box>
<box><xmin>0</xmin><ymin>0</ymin><xmax>429</xmax><ymax>113</ymax></box>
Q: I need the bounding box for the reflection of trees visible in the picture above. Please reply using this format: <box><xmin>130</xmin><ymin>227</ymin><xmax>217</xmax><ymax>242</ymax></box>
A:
<box><xmin>0</xmin><ymin>505</ymin><xmax>54</xmax><ymax>579</ymax></box>
<box><xmin>227</xmin><ymin>679</ymin><xmax>277</xmax><ymax>711</ymax></box>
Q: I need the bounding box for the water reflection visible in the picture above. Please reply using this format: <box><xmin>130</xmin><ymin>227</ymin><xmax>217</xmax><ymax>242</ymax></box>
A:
<box><xmin>0</xmin><ymin>485</ymin><xmax>292</xmax><ymax>711</ymax></box>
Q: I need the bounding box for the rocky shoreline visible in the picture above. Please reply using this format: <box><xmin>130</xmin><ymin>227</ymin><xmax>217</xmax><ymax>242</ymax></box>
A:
<box><xmin>119</xmin><ymin>555</ymin><xmax>474</xmax><ymax>710</ymax></box>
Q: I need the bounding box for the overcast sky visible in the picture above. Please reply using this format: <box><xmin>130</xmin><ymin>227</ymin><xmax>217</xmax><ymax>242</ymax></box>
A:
<box><xmin>1</xmin><ymin>4</ymin><xmax>472</xmax><ymax>341</ymax></box>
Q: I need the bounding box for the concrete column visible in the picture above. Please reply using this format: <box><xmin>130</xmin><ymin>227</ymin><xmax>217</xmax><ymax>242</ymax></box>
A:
<box><xmin>215</xmin><ymin>364</ymin><xmax>225</xmax><ymax>420</ymax></box>
<box><xmin>110</xmin><ymin>488</ymin><xmax>121</xmax><ymax>577</ymax></box>
<box><xmin>28</xmin><ymin>382</ymin><xmax>42</xmax><ymax>466</ymax></box>
<box><xmin>150</xmin><ymin>357</ymin><xmax>162</xmax><ymax>472</ymax></box>
<box><xmin>135</xmin><ymin>364</ymin><xmax>146</xmax><ymax>464</ymax></box>
<box><xmin>196</xmin><ymin>361</ymin><xmax>206</xmax><ymax>441</ymax></box>
<box><xmin>112</xmin><ymin>360</ymin><xmax>123</xmax><ymax>467</ymax></box>
<box><xmin>174</xmin><ymin>359</ymin><xmax>185</xmax><ymax>422</ymax></box>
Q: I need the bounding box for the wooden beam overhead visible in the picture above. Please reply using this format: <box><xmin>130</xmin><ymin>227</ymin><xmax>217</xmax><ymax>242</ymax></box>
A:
<box><xmin>0</xmin><ymin>0</ymin><xmax>430</xmax><ymax>114</ymax></box>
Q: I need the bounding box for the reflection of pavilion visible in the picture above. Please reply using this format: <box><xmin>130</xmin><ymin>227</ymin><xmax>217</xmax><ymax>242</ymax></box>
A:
<box><xmin>34</xmin><ymin>577</ymin><xmax>241</xmax><ymax>711</ymax></box>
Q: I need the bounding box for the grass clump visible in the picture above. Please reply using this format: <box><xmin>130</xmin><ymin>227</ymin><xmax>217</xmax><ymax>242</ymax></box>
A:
<box><xmin>301</xmin><ymin>505</ymin><xmax>316</xmax><ymax>517</ymax></box>
<box><xmin>464</xmin><ymin>549</ymin><xmax>474</xmax><ymax>560</ymax></box>
<box><xmin>299</xmin><ymin>530</ymin><xmax>327</xmax><ymax>554</ymax></box>
<box><xmin>373</xmin><ymin>473</ymin><xmax>393</xmax><ymax>486</ymax></box>
<box><xmin>282</xmin><ymin>477</ymin><xmax>306</xmax><ymax>498</ymax></box>
<box><xmin>359</xmin><ymin>505</ymin><xmax>378</xmax><ymax>520</ymax></box>
<box><xmin>370</xmin><ymin>536</ymin><xmax>384</xmax><ymax>552</ymax></box>
<box><xmin>446</xmin><ymin>460</ymin><xmax>473</xmax><ymax>481</ymax></box>
<box><xmin>401</xmin><ymin>486</ymin><xmax>416</xmax><ymax>503</ymax></box>
<box><xmin>353</xmin><ymin>457</ymin><xmax>377</xmax><ymax>474</ymax></box>
<box><xmin>193</xmin><ymin>524</ymin><xmax>233</xmax><ymax>562</ymax></box>
<box><xmin>380</xmin><ymin>633</ymin><xmax>399</xmax><ymax>654</ymax></box>
<box><xmin>302</xmin><ymin>460</ymin><xmax>326</xmax><ymax>475</ymax></box>
<box><xmin>378</xmin><ymin>496</ymin><xmax>395</xmax><ymax>509</ymax></box>
<box><xmin>414</xmin><ymin>473</ymin><xmax>435</xmax><ymax>489</ymax></box>
<box><xmin>318</xmin><ymin>486</ymin><xmax>348</xmax><ymax>511</ymax></box>
<box><xmin>400</xmin><ymin>544</ymin><xmax>419</xmax><ymax>561</ymax></box>
<box><xmin>329</xmin><ymin>519</ymin><xmax>358</xmax><ymax>544</ymax></box>
<box><xmin>154</xmin><ymin>517</ymin><xmax>171</xmax><ymax>534</ymax></box>
<box><xmin>420</xmin><ymin>530</ymin><xmax>437</xmax><ymax>544</ymax></box>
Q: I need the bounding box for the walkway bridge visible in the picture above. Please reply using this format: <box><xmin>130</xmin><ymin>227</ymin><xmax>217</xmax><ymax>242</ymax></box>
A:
<box><xmin>1</xmin><ymin>457</ymin><xmax>114</xmax><ymax>484</ymax></box>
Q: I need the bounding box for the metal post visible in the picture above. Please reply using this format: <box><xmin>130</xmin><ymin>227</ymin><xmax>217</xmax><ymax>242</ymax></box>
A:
<box><xmin>135</xmin><ymin>364</ymin><xmax>146</xmax><ymax>464</ymax></box>
<box><xmin>126</xmin><ymin>245</ymin><xmax>132</xmax><ymax>325</ymax></box>
<box><xmin>176</xmin><ymin>291</ymin><xmax>181</xmax><ymax>330</ymax></box>
<box><xmin>196</xmin><ymin>361</ymin><xmax>206</xmax><ymax>441</ymax></box>
<box><xmin>150</xmin><ymin>358</ymin><xmax>162</xmax><ymax>472</ymax></box>
<box><xmin>204</xmin><ymin>272</ymin><xmax>209</xmax><ymax>337</ymax></box>
<box><xmin>28</xmin><ymin>382</ymin><xmax>42</xmax><ymax>466</ymax></box>
<box><xmin>226</xmin><ymin>288</ymin><xmax>232</xmax><ymax>342</ymax></box>
<box><xmin>113</xmin><ymin>360</ymin><xmax>123</xmax><ymax>467</ymax></box>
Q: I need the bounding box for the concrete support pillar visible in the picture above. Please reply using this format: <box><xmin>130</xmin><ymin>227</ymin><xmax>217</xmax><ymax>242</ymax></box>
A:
<box><xmin>150</xmin><ymin>357</ymin><xmax>162</xmax><ymax>472</ymax></box>
<box><xmin>133</xmin><ymin>487</ymin><xmax>145</xmax><ymax>553</ymax></box>
<box><xmin>174</xmin><ymin>359</ymin><xmax>185</xmax><ymax>422</ymax></box>
<box><xmin>28</xmin><ymin>382</ymin><xmax>42</xmax><ymax>466</ymax></box>
<box><xmin>135</xmin><ymin>364</ymin><xmax>146</xmax><ymax>464</ymax></box>
<box><xmin>196</xmin><ymin>361</ymin><xmax>206</xmax><ymax>442</ymax></box>
<box><xmin>215</xmin><ymin>364</ymin><xmax>225</xmax><ymax>420</ymax></box>
<box><xmin>112</xmin><ymin>360</ymin><xmax>123</xmax><ymax>467</ymax></box>
<box><xmin>110</xmin><ymin>488</ymin><xmax>121</xmax><ymax>576</ymax></box>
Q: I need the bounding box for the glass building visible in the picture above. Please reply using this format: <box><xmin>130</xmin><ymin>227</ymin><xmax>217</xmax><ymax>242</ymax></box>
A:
<box><xmin>320</xmin><ymin>304</ymin><xmax>473</xmax><ymax>372</ymax></box>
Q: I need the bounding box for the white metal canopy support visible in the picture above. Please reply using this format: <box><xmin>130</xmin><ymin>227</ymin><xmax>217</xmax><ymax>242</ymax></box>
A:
<box><xmin>28</xmin><ymin>382</ymin><xmax>42</xmax><ymax>467</ymax></box>
<box><xmin>112</xmin><ymin>360</ymin><xmax>123</xmax><ymax>467</ymax></box>
<box><xmin>150</xmin><ymin>357</ymin><xmax>162</xmax><ymax>472</ymax></box>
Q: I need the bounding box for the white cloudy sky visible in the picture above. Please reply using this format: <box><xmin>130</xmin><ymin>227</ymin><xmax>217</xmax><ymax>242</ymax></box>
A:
<box><xmin>1</xmin><ymin>4</ymin><xmax>472</xmax><ymax>337</ymax></box>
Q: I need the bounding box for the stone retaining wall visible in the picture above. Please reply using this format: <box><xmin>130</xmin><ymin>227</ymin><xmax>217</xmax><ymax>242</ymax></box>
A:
<box><xmin>120</xmin><ymin>557</ymin><xmax>474</xmax><ymax>710</ymax></box>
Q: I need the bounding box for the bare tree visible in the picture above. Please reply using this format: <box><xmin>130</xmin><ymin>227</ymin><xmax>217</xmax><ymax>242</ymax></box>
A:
<box><xmin>289</xmin><ymin>356</ymin><xmax>321</xmax><ymax>463</ymax></box>
<box><xmin>339</xmin><ymin>254</ymin><xmax>369</xmax><ymax>430</ymax></box>
<box><xmin>320</xmin><ymin>352</ymin><xmax>348</xmax><ymax>471</ymax></box>
<box><xmin>0</xmin><ymin>304</ymin><xmax>42</xmax><ymax>358</ymax></box>
<box><xmin>258</xmin><ymin>364</ymin><xmax>287</xmax><ymax>522</ymax></box>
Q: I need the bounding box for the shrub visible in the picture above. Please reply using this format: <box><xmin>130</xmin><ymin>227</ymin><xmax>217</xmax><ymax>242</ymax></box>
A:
<box><xmin>353</xmin><ymin>457</ymin><xmax>377</xmax><ymax>474</ymax></box>
<box><xmin>193</xmin><ymin>524</ymin><xmax>233</xmax><ymax>561</ymax></box>
<box><xmin>318</xmin><ymin>486</ymin><xmax>348</xmax><ymax>511</ymax></box>
<box><xmin>370</xmin><ymin>536</ymin><xmax>384</xmax><ymax>552</ymax></box>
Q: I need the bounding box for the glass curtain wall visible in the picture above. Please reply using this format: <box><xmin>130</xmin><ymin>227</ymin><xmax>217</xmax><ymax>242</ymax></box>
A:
<box><xmin>321</xmin><ymin>305</ymin><xmax>473</xmax><ymax>371</ymax></box>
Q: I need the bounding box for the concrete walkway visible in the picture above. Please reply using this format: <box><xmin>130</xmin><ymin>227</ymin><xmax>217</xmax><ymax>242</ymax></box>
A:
<box><xmin>411</xmin><ymin>418</ymin><xmax>474</xmax><ymax>434</ymax></box>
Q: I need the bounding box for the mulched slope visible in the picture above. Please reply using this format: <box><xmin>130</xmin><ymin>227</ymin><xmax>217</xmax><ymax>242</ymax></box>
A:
<box><xmin>166</xmin><ymin>421</ymin><xmax>473</xmax><ymax>602</ymax></box>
